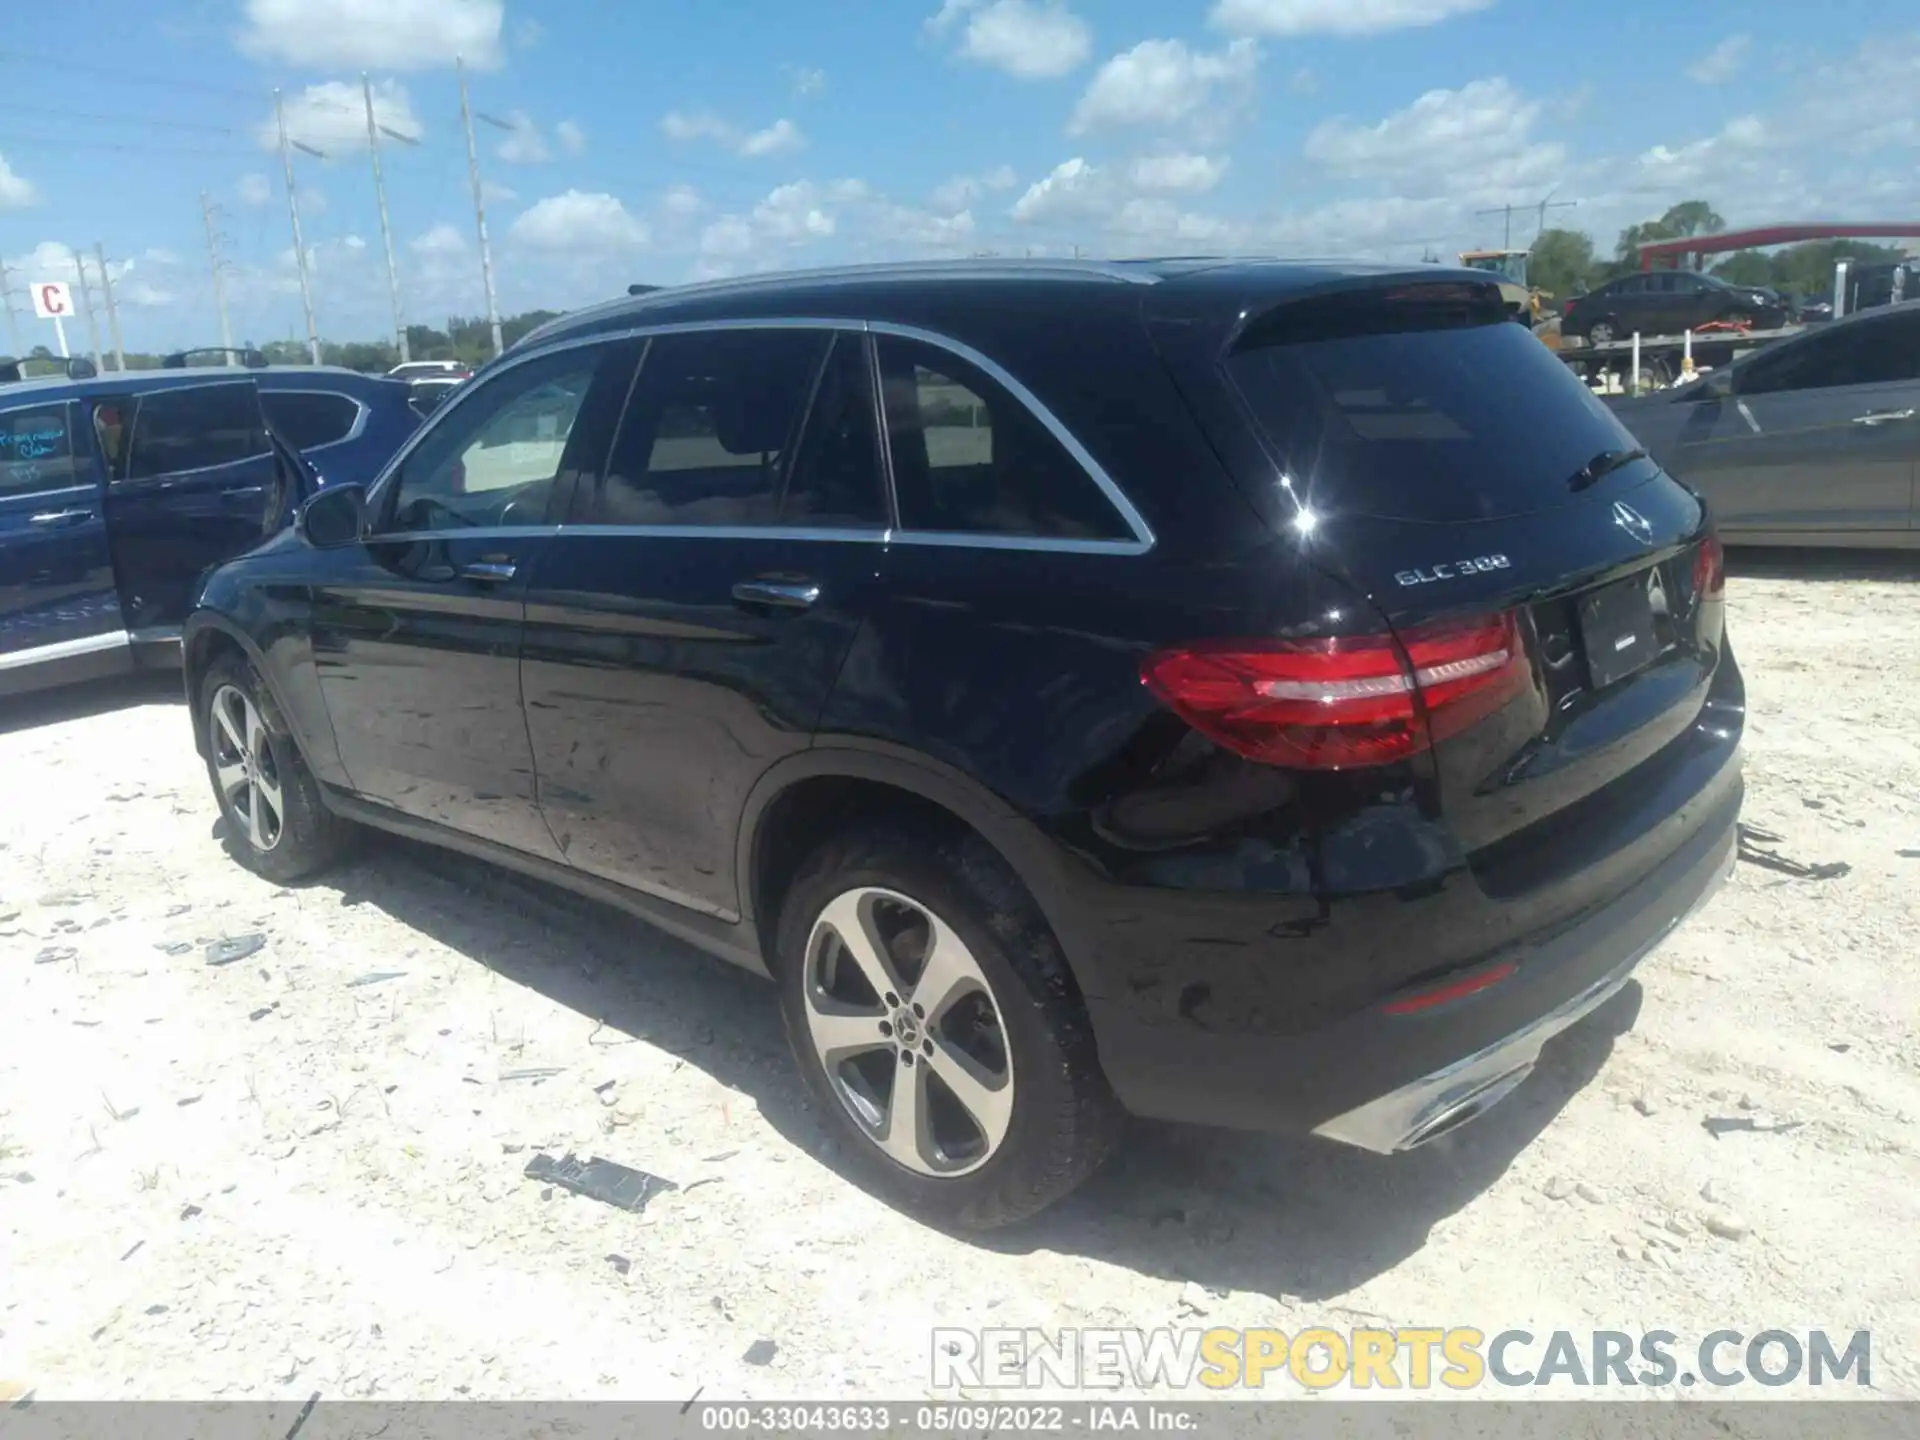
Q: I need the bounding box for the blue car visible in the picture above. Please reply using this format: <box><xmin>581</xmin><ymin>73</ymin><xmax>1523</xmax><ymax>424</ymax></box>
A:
<box><xmin>1</xmin><ymin>364</ymin><xmax>418</xmax><ymax>696</ymax></box>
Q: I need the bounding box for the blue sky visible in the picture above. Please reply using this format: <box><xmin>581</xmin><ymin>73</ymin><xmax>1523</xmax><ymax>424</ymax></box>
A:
<box><xmin>0</xmin><ymin>0</ymin><xmax>1912</xmax><ymax>352</ymax></box>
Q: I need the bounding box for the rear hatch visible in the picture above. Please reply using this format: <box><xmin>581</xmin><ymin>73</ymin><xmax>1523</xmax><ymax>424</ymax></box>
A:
<box><xmin>1150</xmin><ymin>272</ymin><xmax>1739</xmax><ymax>925</ymax></box>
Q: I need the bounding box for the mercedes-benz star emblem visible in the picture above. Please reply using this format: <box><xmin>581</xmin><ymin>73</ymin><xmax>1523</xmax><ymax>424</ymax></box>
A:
<box><xmin>1612</xmin><ymin>501</ymin><xmax>1654</xmax><ymax>545</ymax></box>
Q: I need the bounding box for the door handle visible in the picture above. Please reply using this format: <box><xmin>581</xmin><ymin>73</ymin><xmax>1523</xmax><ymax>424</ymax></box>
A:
<box><xmin>732</xmin><ymin>576</ymin><xmax>821</xmax><ymax>609</ymax></box>
<box><xmin>1852</xmin><ymin>409</ymin><xmax>1916</xmax><ymax>426</ymax></box>
<box><xmin>28</xmin><ymin>508</ymin><xmax>91</xmax><ymax>527</ymax></box>
<box><xmin>460</xmin><ymin>560</ymin><xmax>518</xmax><ymax>584</ymax></box>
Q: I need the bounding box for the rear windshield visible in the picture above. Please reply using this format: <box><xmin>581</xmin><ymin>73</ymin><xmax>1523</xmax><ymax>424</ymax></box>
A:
<box><xmin>1224</xmin><ymin>293</ymin><xmax>1649</xmax><ymax>523</ymax></box>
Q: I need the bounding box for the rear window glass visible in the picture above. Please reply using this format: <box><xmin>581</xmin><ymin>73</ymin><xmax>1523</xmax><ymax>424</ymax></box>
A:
<box><xmin>262</xmin><ymin>390</ymin><xmax>360</xmax><ymax>449</ymax></box>
<box><xmin>1225</xmin><ymin>299</ymin><xmax>1647</xmax><ymax>523</ymax></box>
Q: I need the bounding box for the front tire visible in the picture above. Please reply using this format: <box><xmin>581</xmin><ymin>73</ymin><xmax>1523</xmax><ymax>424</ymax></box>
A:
<box><xmin>200</xmin><ymin>654</ymin><xmax>349</xmax><ymax>884</ymax></box>
<box><xmin>775</xmin><ymin>826</ymin><xmax>1121</xmax><ymax>1229</ymax></box>
<box><xmin>1587</xmin><ymin>318</ymin><xmax>1617</xmax><ymax>345</ymax></box>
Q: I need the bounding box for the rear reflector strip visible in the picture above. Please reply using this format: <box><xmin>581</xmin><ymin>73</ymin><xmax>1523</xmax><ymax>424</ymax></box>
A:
<box><xmin>1381</xmin><ymin>960</ymin><xmax>1519</xmax><ymax>1015</ymax></box>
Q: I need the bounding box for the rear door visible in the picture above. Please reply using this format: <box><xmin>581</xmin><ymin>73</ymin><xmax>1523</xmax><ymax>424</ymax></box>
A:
<box><xmin>1667</xmin><ymin>310</ymin><xmax>1920</xmax><ymax>535</ymax></box>
<box><xmin>521</xmin><ymin>325</ymin><xmax>890</xmax><ymax>918</ymax></box>
<box><xmin>101</xmin><ymin>381</ymin><xmax>281</xmax><ymax>636</ymax></box>
<box><xmin>0</xmin><ymin>397</ymin><xmax>128</xmax><ymax>682</ymax></box>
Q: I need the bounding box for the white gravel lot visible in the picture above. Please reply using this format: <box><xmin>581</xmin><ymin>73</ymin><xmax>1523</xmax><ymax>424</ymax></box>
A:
<box><xmin>3</xmin><ymin>551</ymin><xmax>1918</xmax><ymax>1406</ymax></box>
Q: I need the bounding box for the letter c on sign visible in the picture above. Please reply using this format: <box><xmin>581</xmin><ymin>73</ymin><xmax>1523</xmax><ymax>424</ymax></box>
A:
<box><xmin>39</xmin><ymin>285</ymin><xmax>64</xmax><ymax>316</ymax></box>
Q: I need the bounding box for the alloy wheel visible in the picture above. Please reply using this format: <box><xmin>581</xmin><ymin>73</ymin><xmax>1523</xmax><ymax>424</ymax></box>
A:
<box><xmin>1589</xmin><ymin>320</ymin><xmax>1616</xmax><ymax>344</ymax></box>
<box><xmin>802</xmin><ymin>886</ymin><xmax>1015</xmax><ymax>1177</ymax></box>
<box><xmin>209</xmin><ymin>684</ymin><xmax>285</xmax><ymax>853</ymax></box>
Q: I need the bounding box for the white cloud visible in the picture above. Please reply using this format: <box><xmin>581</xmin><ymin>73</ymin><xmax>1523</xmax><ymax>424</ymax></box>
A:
<box><xmin>555</xmin><ymin>119</ymin><xmax>585</xmax><ymax>154</ymax></box>
<box><xmin>1686</xmin><ymin>35</ymin><xmax>1750</xmax><ymax>85</ymax></box>
<box><xmin>237</xmin><ymin>172</ymin><xmax>273</xmax><ymax>207</ymax></box>
<box><xmin>508</xmin><ymin>191</ymin><xmax>649</xmax><ymax>251</ymax></box>
<box><xmin>661</xmin><ymin>184</ymin><xmax>707</xmax><ymax>218</ymax></box>
<box><xmin>4</xmin><ymin>242</ymin><xmax>176</xmax><ymax>309</ymax></box>
<box><xmin>789</xmin><ymin>65</ymin><xmax>827</xmax><ymax>97</ymax></box>
<box><xmin>1129</xmin><ymin>152</ymin><xmax>1229</xmax><ymax>193</ymax></box>
<box><xmin>1069</xmin><ymin>38</ymin><xmax>1259</xmax><ymax>136</ymax></box>
<box><xmin>928</xmin><ymin>0</ymin><xmax>1092</xmax><ymax>79</ymax></box>
<box><xmin>512</xmin><ymin>16</ymin><xmax>542</xmax><ymax>48</ymax></box>
<box><xmin>410</xmin><ymin>222</ymin><xmax>467</xmax><ymax>257</ymax></box>
<box><xmin>1303</xmin><ymin>77</ymin><xmax>1565</xmax><ymax>199</ymax></box>
<box><xmin>0</xmin><ymin>152</ymin><xmax>37</xmax><ymax>210</ymax></box>
<box><xmin>700</xmin><ymin>216</ymin><xmax>756</xmax><ymax>258</ymax></box>
<box><xmin>754</xmin><ymin>181</ymin><xmax>836</xmax><ymax>241</ymax></box>
<box><xmin>740</xmin><ymin>118</ymin><xmax>805</xmax><ymax>157</ymax></box>
<box><xmin>662</xmin><ymin>111</ymin><xmax>806</xmax><ymax>157</ymax></box>
<box><xmin>257</xmin><ymin>80</ymin><xmax>422</xmax><ymax>156</ymax></box>
<box><xmin>295</xmin><ymin>185</ymin><xmax>328</xmax><ymax>217</ymax></box>
<box><xmin>1632</xmin><ymin>115</ymin><xmax>1769</xmax><ymax>191</ymax></box>
<box><xmin>931</xmin><ymin>164</ymin><xmax>1018</xmax><ymax>211</ymax></box>
<box><xmin>481</xmin><ymin>178</ymin><xmax>518</xmax><ymax>204</ymax></box>
<box><xmin>495</xmin><ymin>111</ymin><xmax>550</xmax><ymax>164</ymax></box>
<box><xmin>237</xmin><ymin>0</ymin><xmax>503</xmax><ymax>70</ymax></box>
<box><xmin>1211</xmin><ymin>0</ymin><xmax>1491</xmax><ymax>36</ymax></box>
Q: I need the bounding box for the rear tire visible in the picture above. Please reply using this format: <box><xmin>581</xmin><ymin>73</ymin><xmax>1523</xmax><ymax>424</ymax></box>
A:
<box><xmin>199</xmin><ymin>654</ymin><xmax>350</xmax><ymax>884</ymax></box>
<box><xmin>774</xmin><ymin>825</ymin><xmax>1121</xmax><ymax>1230</ymax></box>
<box><xmin>1587</xmin><ymin>319</ymin><xmax>1617</xmax><ymax>345</ymax></box>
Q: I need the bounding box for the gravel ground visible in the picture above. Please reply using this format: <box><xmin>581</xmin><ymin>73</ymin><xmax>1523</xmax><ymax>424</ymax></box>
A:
<box><xmin>3</xmin><ymin>551</ymin><xmax>1918</xmax><ymax>1405</ymax></box>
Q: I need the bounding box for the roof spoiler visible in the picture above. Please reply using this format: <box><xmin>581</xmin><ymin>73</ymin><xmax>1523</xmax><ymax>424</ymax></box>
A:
<box><xmin>628</xmin><ymin>283</ymin><xmax>663</xmax><ymax>296</ymax></box>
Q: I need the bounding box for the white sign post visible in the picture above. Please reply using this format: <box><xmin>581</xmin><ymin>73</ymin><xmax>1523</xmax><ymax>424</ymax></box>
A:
<box><xmin>30</xmin><ymin>280</ymin><xmax>73</xmax><ymax>358</ymax></box>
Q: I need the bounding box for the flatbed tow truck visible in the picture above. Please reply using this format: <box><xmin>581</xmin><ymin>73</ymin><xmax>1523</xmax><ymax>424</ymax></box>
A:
<box><xmin>1554</xmin><ymin>322</ymin><xmax>1803</xmax><ymax>390</ymax></box>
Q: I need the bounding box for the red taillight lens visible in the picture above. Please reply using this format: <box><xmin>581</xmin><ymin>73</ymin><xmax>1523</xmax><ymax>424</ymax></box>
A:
<box><xmin>1140</xmin><ymin>612</ymin><xmax>1530</xmax><ymax>771</ymax></box>
<box><xmin>1692</xmin><ymin>534</ymin><xmax>1725</xmax><ymax>598</ymax></box>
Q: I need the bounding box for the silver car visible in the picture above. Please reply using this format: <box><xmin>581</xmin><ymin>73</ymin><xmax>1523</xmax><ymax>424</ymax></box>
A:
<box><xmin>1609</xmin><ymin>302</ymin><xmax>1920</xmax><ymax>546</ymax></box>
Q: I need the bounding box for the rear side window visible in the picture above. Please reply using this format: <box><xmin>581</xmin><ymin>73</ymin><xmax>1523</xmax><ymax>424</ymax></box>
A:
<box><xmin>125</xmin><ymin>384</ymin><xmax>269</xmax><ymax>480</ymax></box>
<box><xmin>1738</xmin><ymin>312</ymin><xmax>1920</xmax><ymax>395</ymax></box>
<box><xmin>590</xmin><ymin>328</ymin><xmax>825</xmax><ymax>527</ymax></box>
<box><xmin>874</xmin><ymin>333</ymin><xmax>1131</xmax><ymax>541</ymax></box>
<box><xmin>261</xmin><ymin>390</ymin><xmax>360</xmax><ymax>450</ymax></box>
<box><xmin>1224</xmin><ymin>286</ymin><xmax>1646</xmax><ymax>523</ymax></box>
<box><xmin>0</xmin><ymin>401</ymin><xmax>83</xmax><ymax>497</ymax></box>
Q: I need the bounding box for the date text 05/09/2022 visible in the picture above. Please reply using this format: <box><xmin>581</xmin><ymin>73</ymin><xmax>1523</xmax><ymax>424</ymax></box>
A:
<box><xmin>697</xmin><ymin>1404</ymin><xmax>1197</xmax><ymax>1432</ymax></box>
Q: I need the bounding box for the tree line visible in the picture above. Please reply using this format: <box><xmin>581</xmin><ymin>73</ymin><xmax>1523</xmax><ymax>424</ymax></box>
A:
<box><xmin>1523</xmin><ymin>199</ymin><xmax>1908</xmax><ymax>302</ymax></box>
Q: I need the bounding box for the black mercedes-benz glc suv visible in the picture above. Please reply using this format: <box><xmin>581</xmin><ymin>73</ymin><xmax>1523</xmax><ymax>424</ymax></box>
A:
<box><xmin>182</xmin><ymin>258</ymin><xmax>1742</xmax><ymax>1228</ymax></box>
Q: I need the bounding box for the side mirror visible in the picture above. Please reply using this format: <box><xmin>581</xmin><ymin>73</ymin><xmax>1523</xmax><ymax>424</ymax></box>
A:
<box><xmin>296</xmin><ymin>483</ymin><xmax>367</xmax><ymax>549</ymax></box>
<box><xmin>65</xmin><ymin>357</ymin><xmax>97</xmax><ymax>380</ymax></box>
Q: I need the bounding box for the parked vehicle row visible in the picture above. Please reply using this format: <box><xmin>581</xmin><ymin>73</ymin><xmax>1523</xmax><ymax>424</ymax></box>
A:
<box><xmin>181</xmin><ymin>259</ymin><xmax>1742</xmax><ymax>1228</ymax></box>
<box><xmin>1</xmin><ymin>366</ymin><xmax>419</xmax><ymax>695</ymax></box>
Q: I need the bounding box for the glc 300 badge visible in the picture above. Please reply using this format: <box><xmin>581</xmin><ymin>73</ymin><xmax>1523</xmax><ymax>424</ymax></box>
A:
<box><xmin>1394</xmin><ymin>555</ymin><xmax>1511</xmax><ymax>587</ymax></box>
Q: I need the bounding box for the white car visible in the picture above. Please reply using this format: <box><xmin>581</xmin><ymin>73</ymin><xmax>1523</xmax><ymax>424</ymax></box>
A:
<box><xmin>387</xmin><ymin>360</ymin><xmax>470</xmax><ymax>382</ymax></box>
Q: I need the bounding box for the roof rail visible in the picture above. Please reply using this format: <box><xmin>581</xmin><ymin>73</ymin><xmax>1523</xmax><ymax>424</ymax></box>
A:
<box><xmin>616</xmin><ymin>256</ymin><xmax>1163</xmax><ymax>307</ymax></box>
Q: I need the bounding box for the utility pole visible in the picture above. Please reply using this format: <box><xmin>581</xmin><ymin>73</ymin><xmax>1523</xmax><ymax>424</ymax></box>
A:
<box><xmin>71</xmin><ymin>248</ymin><xmax>105</xmax><ymax>371</ymax></box>
<box><xmin>457</xmin><ymin>55</ymin><xmax>504</xmax><ymax>360</ymax></box>
<box><xmin>1532</xmin><ymin>185</ymin><xmax>1578</xmax><ymax>241</ymax></box>
<box><xmin>201</xmin><ymin>192</ymin><xmax>237</xmax><ymax>365</ymax></box>
<box><xmin>1476</xmin><ymin>204</ymin><xmax>1517</xmax><ymax>250</ymax></box>
<box><xmin>274</xmin><ymin>88</ymin><xmax>322</xmax><ymax>365</ymax></box>
<box><xmin>363</xmin><ymin>72</ymin><xmax>410</xmax><ymax>364</ymax></box>
<box><xmin>94</xmin><ymin>243</ymin><xmax>125</xmax><ymax>371</ymax></box>
<box><xmin>0</xmin><ymin>258</ymin><xmax>21</xmax><ymax>358</ymax></box>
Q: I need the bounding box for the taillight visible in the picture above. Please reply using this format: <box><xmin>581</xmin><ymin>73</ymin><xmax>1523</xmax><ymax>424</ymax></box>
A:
<box><xmin>1140</xmin><ymin>612</ymin><xmax>1531</xmax><ymax>771</ymax></box>
<box><xmin>1692</xmin><ymin>534</ymin><xmax>1726</xmax><ymax>598</ymax></box>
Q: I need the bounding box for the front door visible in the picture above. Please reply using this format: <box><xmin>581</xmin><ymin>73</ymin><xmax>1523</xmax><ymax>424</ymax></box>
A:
<box><xmin>309</xmin><ymin>340</ymin><xmax>621</xmax><ymax>857</ymax></box>
<box><xmin>99</xmin><ymin>381</ymin><xmax>281</xmax><ymax>637</ymax></box>
<box><xmin>1674</xmin><ymin>309</ymin><xmax>1920</xmax><ymax>535</ymax></box>
<box><xmin>521</xmin><ymin>326</ymin><xmax>888</xmax><ymax>918</ymax></box>
<box><xmin>0</xmin><ymin>398</ymin><xmax>128</xmax><ymax>687</ymax></box>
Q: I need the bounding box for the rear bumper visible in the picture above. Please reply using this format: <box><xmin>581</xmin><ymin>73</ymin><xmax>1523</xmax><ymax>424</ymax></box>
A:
<box><xmin>1087</xmin><ymin>776</ymin><xmax>1740</xmax><ymax>1141</ymax></box>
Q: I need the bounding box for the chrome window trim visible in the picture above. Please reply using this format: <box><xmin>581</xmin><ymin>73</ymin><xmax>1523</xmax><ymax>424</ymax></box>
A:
<box><xmin>362</xmin><ymin>314</ymin><xmax>1156</xmax><ymax>558</ymax></box>
<box><xmin>866</xmin><ymin>321</ymin><xmax>1155</xmax><ymax>555</ymax></box>
<box><xmin>261</xmin><ymin>387</ymin><xmax>370</xmax><ymax>453</ymax></box>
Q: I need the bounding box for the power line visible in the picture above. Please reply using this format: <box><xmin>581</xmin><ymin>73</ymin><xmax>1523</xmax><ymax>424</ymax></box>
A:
<box><xmin>0</xmin><ymin>101</ymin><xmax>241</xmax><ymax>135</ymax></box>
<box><xmin>0</xmin><ymin>131</ymin><xmax>255</xmax><ymax>158</ymax></box>
<box><xmin>0</xmin><ymin>50</ymin><xmax>262</xmax><ymax>101</ymax></box>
